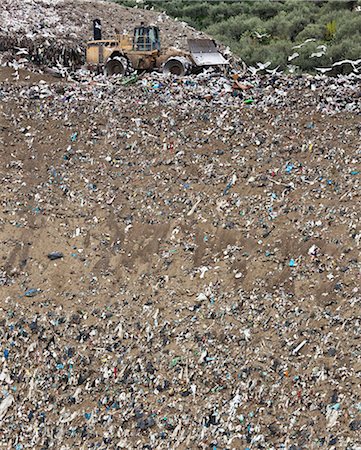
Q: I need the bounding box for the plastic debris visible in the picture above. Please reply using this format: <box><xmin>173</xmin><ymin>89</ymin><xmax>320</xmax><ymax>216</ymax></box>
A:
<box><xmin>24</xmin><ymin>288</ymin><xmax>41</xmax><ymax>298</ymax></box>
<box><xmin>47</xmin><ymin>252</ymin><xmax>64</xmax><ymax>260</ymax></box>
<box><xmin>0</xmin><ymin>395</ymin><xmax>14</xmax><ymax>422</ymax></box>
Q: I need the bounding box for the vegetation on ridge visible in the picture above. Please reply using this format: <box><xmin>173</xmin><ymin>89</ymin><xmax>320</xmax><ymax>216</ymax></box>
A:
<box><xmin>112</xmin><ymin>0</ymin><xmax>361</xmax><ymax>73</ymax></box>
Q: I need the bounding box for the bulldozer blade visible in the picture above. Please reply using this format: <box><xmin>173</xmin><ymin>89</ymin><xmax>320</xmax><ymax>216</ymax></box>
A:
<box><xmin>188</xmin><ymin>39</ymin><xmax>229</xmax><ymax>67</ymax></box>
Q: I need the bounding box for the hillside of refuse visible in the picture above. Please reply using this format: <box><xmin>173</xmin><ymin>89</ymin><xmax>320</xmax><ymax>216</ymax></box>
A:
<box><xmin>0</xmin><ymin>0</ymin><xmax>211</xmax><ymax>69</ymax></box>
<box><xmin>0</xmin><ymin>1</ymin><xmax>360</xmax><ymax>449</ymax></box>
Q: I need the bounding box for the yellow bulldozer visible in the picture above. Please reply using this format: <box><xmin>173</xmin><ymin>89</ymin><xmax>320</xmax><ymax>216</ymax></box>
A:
<box><xmin>86</xmin><ymin>19</ymin><xmax>229</xmax><ymax>76</ymax></box>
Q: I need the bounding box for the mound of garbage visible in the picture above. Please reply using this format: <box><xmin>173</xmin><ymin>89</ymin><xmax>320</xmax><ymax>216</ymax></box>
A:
<box><xmin>0</xmin><ymin>0</ymin><xmax>209</xmax><ymax>69</ymax></box>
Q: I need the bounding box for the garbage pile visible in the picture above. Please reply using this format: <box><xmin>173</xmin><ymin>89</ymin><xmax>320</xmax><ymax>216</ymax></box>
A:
<box><xmin>130</xmin><ymin>70</ymin><xmax>361</xmax><ymax>115</ymax></box>
<box><xmin>0</xmin><ymin>0</ymin><xmax>208</xmax><ymax>69</ymax></box>
<box><xmin>0</xmin><ymin>65</ymin><xmax>360</xmax><ymax>449</ymax></box>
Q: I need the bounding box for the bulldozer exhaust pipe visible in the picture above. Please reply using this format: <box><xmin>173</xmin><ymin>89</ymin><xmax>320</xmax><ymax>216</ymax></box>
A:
<box><xmin>93</xmin><ymin>19</ymin><xmax>102</xmax><ymax>41</ymax></box>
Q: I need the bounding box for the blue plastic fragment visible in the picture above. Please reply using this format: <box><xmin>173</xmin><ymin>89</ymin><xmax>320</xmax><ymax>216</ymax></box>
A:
<box><xmin>223</xmin><ymin>181</ymin><xmax>233</xmax><ymax>195</ymax></box>
<box><xmin>24</xmin><ymin>288</ymin><xmax>41</xmax><ymax>298</ymax></box>
<box><xmin>285</xmin><ymin>163</ymin><xmax>294</xmax><ymax>173</ymax></box>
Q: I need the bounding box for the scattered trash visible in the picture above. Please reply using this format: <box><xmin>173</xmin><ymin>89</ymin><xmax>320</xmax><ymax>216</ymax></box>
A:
<box><xmin>223</xmin><ymin>174</ymin><xmax>237</xmax><ymax>195</ymax></box>
<box><xmin>121</xmin><ymin>74</ymin><xmax>138</xmax><ymax>86</ymax></box>
<box><xmin>285</xmin><ymin>163</ymin><xmax>294</xmax><ymax>174</ymax></box>
<box><xmin>24</xmin><ymin>288</ymin><xmax>41</xmax><ymax>298</ymax></box>
<box><xmin>0</xmin><ymin>395</ymin><xmax>14</xmax><ymax>422</ymax></box>
<box><xmin>47</xmin><ymin>252</ymin><xmax>64</xmax><ymax>260</ymax></box>
<box><xmin>292</xmin><ymin>339</ymin><xmax>307</xmax><ymax>355</ymax></box>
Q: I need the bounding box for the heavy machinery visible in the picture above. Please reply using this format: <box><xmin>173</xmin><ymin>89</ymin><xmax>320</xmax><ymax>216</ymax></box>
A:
<box><xmin>86</xmin><ymin>19</ymin><xmax>229</xmax><ymax>76</ymax></box>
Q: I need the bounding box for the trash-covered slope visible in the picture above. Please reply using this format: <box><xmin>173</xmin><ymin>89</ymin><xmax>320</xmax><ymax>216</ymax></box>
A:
<box><xmin>0</xmin><ymin>66</ymin><xmax>360</xmax><ymax>448</ymax></box>
<box><xmin>0</xmin><ymin>0</ymin><xmax>207</xmax><ymax>68</ymax></box>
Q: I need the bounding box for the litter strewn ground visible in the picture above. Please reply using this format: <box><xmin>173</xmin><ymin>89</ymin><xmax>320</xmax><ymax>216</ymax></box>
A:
<box><xmin>1</xmin><ymin>65</ymin><xmax>360</xmax><ymax>449</ymax></box>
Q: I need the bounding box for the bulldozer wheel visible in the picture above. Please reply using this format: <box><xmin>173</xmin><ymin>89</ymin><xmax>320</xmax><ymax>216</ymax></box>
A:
<box><xmin>105</xmin><ymin>57</ymin><xmax>128</xmax><ymax>76</ymax></box>
<box><xmin>163</xmin><ymin>57</ymin><xmax>190</xmax><ymax>77</ymax></box>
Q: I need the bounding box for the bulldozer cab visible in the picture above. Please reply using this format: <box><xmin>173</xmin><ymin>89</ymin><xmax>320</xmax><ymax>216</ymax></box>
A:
<box><xmin>133</xmin><ymin>24</ymin><xmax>160</xmax><ymax>52</ymax></box>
